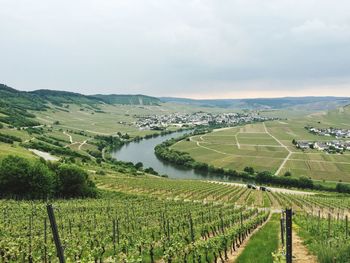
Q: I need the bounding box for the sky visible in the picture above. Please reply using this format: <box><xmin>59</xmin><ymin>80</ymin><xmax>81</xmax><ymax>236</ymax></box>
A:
<box><xmin>1</xmin><ymin>0</ymin><xmax>350</xmax><ymax>99</ymax></box>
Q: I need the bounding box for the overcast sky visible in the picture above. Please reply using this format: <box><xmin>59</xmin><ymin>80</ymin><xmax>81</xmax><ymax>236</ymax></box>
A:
<box><xmin>1</xmin><ymin>0</ymin><xmax>350</xmax><ymax>99</ymax></box>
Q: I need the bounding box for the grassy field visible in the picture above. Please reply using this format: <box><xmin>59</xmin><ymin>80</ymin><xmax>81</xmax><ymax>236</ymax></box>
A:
<box><xmin>172</xmin><ymin>106</ymin><xmax>350</xmax><ymax>182</ymax></box>
<box><xmin>236</xmin><ymin>214</ymin><xmax>280</xmax><ymax>263</ymax></box>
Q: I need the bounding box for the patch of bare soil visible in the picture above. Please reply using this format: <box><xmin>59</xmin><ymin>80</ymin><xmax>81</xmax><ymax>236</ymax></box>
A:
<box><xmin>292</xmin><ymin>230</ymin><xmax>318</xmax><ymax>263</ymax></box>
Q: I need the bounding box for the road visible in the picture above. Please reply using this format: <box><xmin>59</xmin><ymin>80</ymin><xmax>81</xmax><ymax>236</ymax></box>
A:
<box><xmin>263</xmin><ymin>122</ymin><xmax>292</xmax><ymax>175</ymax></box>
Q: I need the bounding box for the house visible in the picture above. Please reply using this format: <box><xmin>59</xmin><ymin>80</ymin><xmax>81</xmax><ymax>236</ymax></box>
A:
<box><xmin>314</xmin><ymin>142</ymin><xmax>327</xmax><ymax>151</ymax></box>
<box><xmin>297</xmin><ymin>141</ymin><xmax>310</xmax><ymax>149</ymax></box>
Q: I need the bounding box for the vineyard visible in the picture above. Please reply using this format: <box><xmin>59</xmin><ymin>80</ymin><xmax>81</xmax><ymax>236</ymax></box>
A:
<box><xmin>96</xmin><ymin>176</ymin><xmax>350</xmax><ymax>215</ymax></box>
<box><xmin>0</xmin><ymin>192</ymin><xmax>268</xmax><ymax>263</ymax></box>
<box><xmin>1</xmin><ymin>175</ymin><xmax>350</xmax><ymax>262</ymax></box>
<box><xmin>294</xmin><ymin>212</ymin><xmax>350</xmax><ymax>262</ymax></box>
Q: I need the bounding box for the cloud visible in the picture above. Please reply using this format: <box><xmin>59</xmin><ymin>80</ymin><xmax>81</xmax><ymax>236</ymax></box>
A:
<box><xmin>0</xmin><ymin>0</ymin><xmax>350</xmax><ymax>98</ymax></box>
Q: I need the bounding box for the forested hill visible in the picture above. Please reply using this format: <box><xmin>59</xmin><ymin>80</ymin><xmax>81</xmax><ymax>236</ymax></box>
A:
<box><xmin>0</xmin><ymin>84</ymin><xmax>160</xmax><ymax>106</ymax></box>
<box><xmin>0</xmin><ymin>83</ymin><xmax>160</xmax><ymax>127</ymax></box>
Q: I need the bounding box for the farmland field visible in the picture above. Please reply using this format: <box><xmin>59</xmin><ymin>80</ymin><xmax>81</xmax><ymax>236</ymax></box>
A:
<box><xmin>172</xmin><ymin>107</ymin><xmax>350</xmax><ymax>182</ymax></box>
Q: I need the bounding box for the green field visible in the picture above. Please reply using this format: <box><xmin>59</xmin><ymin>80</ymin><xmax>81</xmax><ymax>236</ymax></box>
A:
<box><xmin>172</xmin><ymin>107</ymin><xmax>350</xmax><ymax>182</ymax></box>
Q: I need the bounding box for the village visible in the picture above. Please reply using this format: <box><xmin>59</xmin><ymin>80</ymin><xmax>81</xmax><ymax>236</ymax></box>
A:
<box><xmin>306</xmin><ymin>126</ymin><xmax>350</xmax><ymax>139</ymax></box>
<box><xmin>136</xmin><ymin>112</ymin><xmax>276</xmax><ymax>130</ymax></box>
<box><xmin>295</xmin><ymin>139</ymin><xmax>350</xmax><ymax>153</ymax></box>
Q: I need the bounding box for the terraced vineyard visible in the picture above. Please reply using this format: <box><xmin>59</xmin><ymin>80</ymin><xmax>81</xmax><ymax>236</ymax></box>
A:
<box><xmin>0</xmin><ymin>192</ymin><xmax>268</xmax><ymax>262</ymax></box>
<box><xmin>1</xmin><ymin>174</ymin><xmax>350</xmax><ymax>262</ymax></box>
<box><xmin>96</xmin><ymin>175</ymin><xmax>350</xmax><ymax>214</ymax></box>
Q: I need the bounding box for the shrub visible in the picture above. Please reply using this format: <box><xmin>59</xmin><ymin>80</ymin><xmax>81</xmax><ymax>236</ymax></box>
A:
<box><xmin>0</xmin><ymin>156</ymin><xmax>55</xmax><ymax>198</ymax></box>
<box><xmin>284</xmin><ymin>171</ymin><xmax>292</xmax><ymax>177</ymax></box>
<box><xmin>244</xmin><ymin>166</ymin><xmax>255</xmax><ymax>175</ymax></box>
<box><xmin>55</xmin><ymin>164</ymin><xmax>97</xmax><ymax>198</ymax></box>
<box><xmin>0</xmin><ymin>156</ymin><xmax>97</xmax><ymax>199</ymax></box>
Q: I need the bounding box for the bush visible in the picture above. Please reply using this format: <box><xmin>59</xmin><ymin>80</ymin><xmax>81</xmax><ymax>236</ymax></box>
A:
<box><xmin>284</xmin><ymin>171</ymin><xmax>292</xmax><ymax>177</ymax></box>
<box><xmin>244</xmin><ymin>166</ymin><xmax>255</xmax><ymax>175</ymax></box>
<box><xmin>55</xmin><ymin>164</ymin><xmax>97</xmax><ymax>198</ymax></box>
<box><xmin>0</xmin><ymin>156</ymin><xmax>55</xmax><ymax>198</ymax></box>
<box><xmin>336</xmin><ymin>183</ymin><xmax>350</xmax><ymax>193</ymax></box>
<box><xmin>0</xmin><ymin>155</ymin><xmax>97</xmax><ymax>199</ymax></box>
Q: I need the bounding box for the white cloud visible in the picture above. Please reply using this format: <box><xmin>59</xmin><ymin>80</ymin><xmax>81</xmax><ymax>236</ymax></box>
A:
<box><xmin>0</xmin><ymin>0</ymin><xmax>350</xmax><ymax>97</ymax></box>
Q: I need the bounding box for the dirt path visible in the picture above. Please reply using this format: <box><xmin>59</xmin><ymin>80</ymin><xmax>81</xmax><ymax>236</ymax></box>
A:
<box><xmin>212</xmin><ymin>181</ymin><xmax>315</xmax><ymax>195</ymax></box>
<box><xmin>262</xmin><ymin>122</ymin><xmax>292</xmax><ymax>176</ymax></box>
<box><xmin>78</xmin><ymin>140</ymin><xmax>88</xmax><ymax>150</ymax></box>
<box><xmin>63</xmin><ymin>131</ymin><xmax>73</xmax><ymax>143</ymax></box>
<box><xmin>292</xmin><ymin>230</ymin><xmax>318</xmax><ymax>263</ymax></box>
<box><xmin>226</xmin><ymin>213</ymin><xmax>272</xmax><ymax>262</ymax></box>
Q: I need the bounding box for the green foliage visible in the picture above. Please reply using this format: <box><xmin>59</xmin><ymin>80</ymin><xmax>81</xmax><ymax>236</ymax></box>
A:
<box><xmin>55</xmin><ymin>164</ymin><xmax>97</xmax><ymax>198</ymax></box>
<box><xmin>0</xmin><ymin>155</ymin><xmax>97</xmax><ymax>199</ymax></box>
<box><xmin>295</xmin><ymin>213</ymin><xmax>350</xmax><ymax>263</ymax></box>
<box><xmin>244</xmin><ymin>166</ymin><xmax>255</xmax><ymax>175</ymax></box>
<box><xmin>336</xmin><ymin>183</ymin><xmax>350</xmax><ymax>194</ymax></box>
<box><xmin>284</xmin><ymin>171</ymin><xmax>292</xmax><ymax>177</ymax></box>
<box><xmin>0</xmin><ymin>132</ymin><xmax>22</xmax><ymax>144</ymax></box>
<box><xmin>0</xmin><ymin>156</ymin><xmax>54</xmax><ymax>198</ymax></box>
<box><xmin>23</xmin><ymin>140</ymin><xmax>87</xmax><ymax>158</ymax></box>
<box><xmin>94</xmin><ymin>135</ymin><xmax>124</xmax><ymax>151</ymax></box>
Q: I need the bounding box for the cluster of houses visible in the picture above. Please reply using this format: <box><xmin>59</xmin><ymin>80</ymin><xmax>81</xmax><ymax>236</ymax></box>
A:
<box><xmin>136</xmin><ymin>112</ymin><xmax>276</xmax><ymax>130</ymax></box>
<box><xmin>295</xmin><ymin>140</ymin><xmax>350</xmax><ymax>153</ymax></box>
<box><xmin>307</xmin><ymin>126</ymin><xmax>350</xmax><ymax>139</ymax></box>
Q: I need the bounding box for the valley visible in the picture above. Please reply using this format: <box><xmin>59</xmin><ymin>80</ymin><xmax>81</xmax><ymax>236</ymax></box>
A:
<box><xmin>0</xmin><ymin>84</ymin><xmax>350</xmax><ymax>262</ymax></box>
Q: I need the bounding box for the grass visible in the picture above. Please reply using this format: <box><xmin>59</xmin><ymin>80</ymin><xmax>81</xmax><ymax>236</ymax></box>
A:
<box><xmin>236</xmin><ymin>213</ymin><xmax>280</xmax><ymax>263</ymax></box>
<box><xmin>172</xmin><ymin>112</ymin><xmax>350</xmax><ymax>182</ymax></box>
<box><xmin>0</xmin><ymin>143</ymin><xmax>35</xmax><ymax>159</ymax></box>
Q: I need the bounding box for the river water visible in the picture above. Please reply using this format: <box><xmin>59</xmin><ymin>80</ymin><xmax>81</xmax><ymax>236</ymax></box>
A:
<box><xmin>112</xmin><ymin>130</ymin><xmax>243</xmax><ymax>182</ymax></box>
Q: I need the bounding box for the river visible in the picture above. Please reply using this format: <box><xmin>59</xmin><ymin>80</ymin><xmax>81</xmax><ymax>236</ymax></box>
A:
<box><xmin>112</xmin><ymin>130</ymin><xmax>244</xmax><ymax>182</ymax></box>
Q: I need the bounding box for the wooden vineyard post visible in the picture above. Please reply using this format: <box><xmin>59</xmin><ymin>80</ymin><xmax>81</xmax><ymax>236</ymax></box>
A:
<box><xmin>346</xmin><ymin>215</ymin><xmax>348</xmax><ymax>239</ymax></box>
<box><xmin>286</xmin><ymin>209</ymin><xmax>292</xmax><ymax>263</ymax></box>
<box><xmin>280</xmin><ymin>213</ymin><xmax>285</xmax><ymax>248</ymax></box>
<box><xmin>328</xmin><ymin>213</ymin><xmax>331</xmax><ymax>238</ymax></box>
<box><xmin>47</xmin><ymin>204</ymin><xmax>65</xmax><ymax>263</ymax></box>
<box><xmin>44</xmin><ymin>217</ymin><xmax>47</xmax><ymax>263</ymax></box>
<box><xmin>113</xmin><ymin>219</ymin><xmax>116</xmax><ymax>255</ymax></box>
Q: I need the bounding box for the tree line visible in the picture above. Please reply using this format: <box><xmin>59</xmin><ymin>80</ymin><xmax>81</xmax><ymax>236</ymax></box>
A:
<box><xmin>0</xmin><ymin>155</ymin><xmax>97</xmax><ymax>199</ymax></box>
<box><xmin>155</xmin><ymin>134</ymin><xmax>350</xmax><ymax>194</ymax></box>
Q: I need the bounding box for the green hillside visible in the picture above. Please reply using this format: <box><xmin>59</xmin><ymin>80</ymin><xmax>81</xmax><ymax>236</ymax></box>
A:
<box><xmin>0</xmin><ymin>84</ymin><xmax>160</xmax><ymax>127</ymax></box>
<box><xmin>30</xmin><ymin>89</ymin><xmax>101</xmax><ymax>106</ymax></box>
<box><xmin>94</xmin><ymin>94</ymin><xmax>160</xmax><ymax>105</ymax></box>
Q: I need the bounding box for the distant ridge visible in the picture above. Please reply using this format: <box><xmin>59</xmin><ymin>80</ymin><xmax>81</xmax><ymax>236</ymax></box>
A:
<box><xmin>0</xmin><ymin>84</ymin><xmax>160</xmax><ymax>106</ymax></box>
<box><xmin>93</xmin><ymin>94</ymin><xmax>160</xmax><ymax>106</ymax></box>
<box><xmin>160</xmin><ymin>96</ymin><xmax>350</xmax><ymax>110</ymax></box>
<box><xmin>0</xmin><ymin>83</ymin><xmax>160</xmax><ymax>127</ymax></box>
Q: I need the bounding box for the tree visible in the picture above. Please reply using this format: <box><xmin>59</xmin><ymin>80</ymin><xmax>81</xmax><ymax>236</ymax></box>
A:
<box><xmin>56</xmin><ymin>164</ymin><xmax>97</xmax><ymax>198</ymax></box>
<box><xmin>298</xmin><ymin>176</ymin><xmax>313</xmax><ymax>189</ymax></box>
<box><xmin>0</xmin><ymin>155</ymin><xmax>55</xmax><ymax>198</ymax></box>
<box><xmin>256</xmin><ymin>171</ymin><xmax>272</xmax><ymax>183</ymax></box>
<box><xmin>244</xmin><ymin>166</ymin><xmax>255</xmax><ymax>175</ymax></box>
<box><xmin>135</xmin><ymin>162</ymin><xmax>143</xmax><ymax>170</ymax></box>
<box><xmin>336</xmin><ymin>183</ymin><xmax>350</xmax><ymax>193</ymax></box>
<box><xmin>284</xmin><ymin>171</ymin><xmax>292</xmax><ymax>177</ymax></box>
